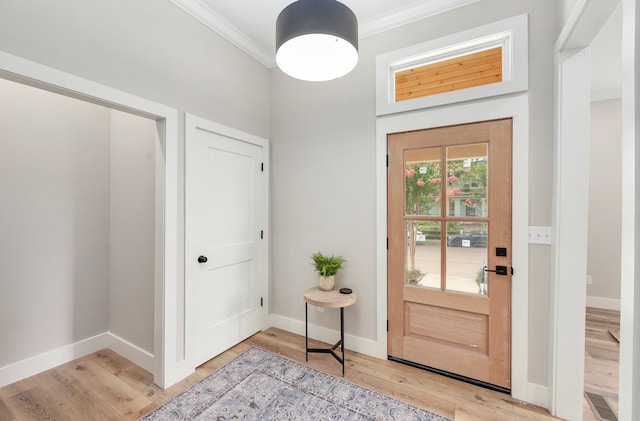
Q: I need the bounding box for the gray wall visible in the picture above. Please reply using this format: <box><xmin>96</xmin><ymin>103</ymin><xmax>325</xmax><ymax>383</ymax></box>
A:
<box><xmin>587</xmin><ymin>99</ymin><xmax>622</xmax><ymax>303</ymax></box>
<box><xmin>0</xmin><ymin>79</ymin><xmax>157</xmax><ymax>365</ymax></box>
<box><xmin>0</xmin><ymin>78</ymin><xmax>111</xmax><ymax>366</ymax></box>
<box><xmin>0</xmin><ymin>0</ymin><xmax>271</xmax><ymax>137</ymax></box>
<box><xmin>109</xmin><ymin>110</ymin><xmax>156</xmax><ymax>353</ymax></box>
<box><xmin>269</xmin><ymin>0</ymin><xmax>561</xmax><ymax>387</ymax></box>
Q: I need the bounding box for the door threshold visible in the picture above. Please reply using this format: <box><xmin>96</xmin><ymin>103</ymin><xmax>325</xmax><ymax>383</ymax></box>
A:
<box><xmin>388</xmin><ymin>356</ymin><xmax>511</xmax><ymax>395</ymax></box>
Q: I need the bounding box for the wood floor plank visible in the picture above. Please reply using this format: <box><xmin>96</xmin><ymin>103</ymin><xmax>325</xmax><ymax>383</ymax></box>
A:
<box><xmin>32</xmin><ymin>365</ymin><xmax>113</xmax><ymax>421</ymax></box>
<box><xmin>0</xmin><ymin>397</ymin><xmax>15</xmax><ymax>421</ymax></box>
<box><xmin>0</xmin><ymin>377</ymin><xmax>35</xmax><ymax>402</ymax></box>
<box><xmin>67</xmin><ymin>356</ymin><xmax>152</xmax><ymax>420</ymax></box>
<box><xmin>584</xmin><ymin>307</ymin><xmax>619</xmax><ymax>420</ymax></box>
<box><xmin>0</xmin><ymin>327</ymin><xmax>564</xmax><ymax>420</ymax></box>
<box><xmin>5</xmin><ymin>385</ymin><xmax>61</xmax><ymax>420</ymax></box>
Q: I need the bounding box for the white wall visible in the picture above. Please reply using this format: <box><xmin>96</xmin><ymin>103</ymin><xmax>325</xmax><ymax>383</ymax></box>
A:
<box><xmin>269</xmin><ymin>0</ymin><xmax>561</xmax><ymax>390</ymax></box>
<box><xmin>587</xmin><ymin>99</ymin><xmax>622</xmax><ymax>309</ymax></box>
<box><xmin>0</xmin><ymin>78</ymin><xmax>111</xmax><ymax>367</ymax></box>
<box><xmin>109</xmin><ymin>110</ymin><xmax>156</xmax><ymax>353</ymax></box>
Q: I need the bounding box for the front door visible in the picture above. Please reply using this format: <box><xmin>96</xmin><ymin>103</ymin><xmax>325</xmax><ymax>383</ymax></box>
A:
<box><xmin>387</xmin><ymin>119</ymin><xmax>512</xmax><ymax>390</ymax></box>
<box><xmin>186</xmin><ymin>116</ymin><xmax>267</xmax><ymax>367</ymax></box>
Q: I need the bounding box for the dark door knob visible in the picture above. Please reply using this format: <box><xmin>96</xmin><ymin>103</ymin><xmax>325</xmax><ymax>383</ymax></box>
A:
<box><xmin>197</xmin><ymin>255</ymin><xmax>208</xmax><ymax>264</ymax></box>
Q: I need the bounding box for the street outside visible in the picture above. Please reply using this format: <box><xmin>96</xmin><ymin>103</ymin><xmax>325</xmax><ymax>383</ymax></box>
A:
<box><xmin>409</xmin><ymin>243</ymin><xmax>488</xmax><ymax>294</ymax></box>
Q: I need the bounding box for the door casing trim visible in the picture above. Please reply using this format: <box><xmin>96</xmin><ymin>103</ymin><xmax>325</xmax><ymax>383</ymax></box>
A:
<box><xmin>375</xmin><ymin>94</ymin><xmax>532</xmax><ymax>404</ymax></box>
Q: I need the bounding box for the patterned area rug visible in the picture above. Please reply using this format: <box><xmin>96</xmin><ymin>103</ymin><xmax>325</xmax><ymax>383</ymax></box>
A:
<box><xmin>138</xmin><ymin>347</ymin><xmax>451</xmax><ymax>420</ymax></box>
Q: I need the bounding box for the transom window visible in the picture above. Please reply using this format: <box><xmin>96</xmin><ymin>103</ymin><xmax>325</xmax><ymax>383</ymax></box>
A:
<box><xmin>375</xmin><ymin>14</ymin><xmax>528</xmax><ymax>116</ymax></box>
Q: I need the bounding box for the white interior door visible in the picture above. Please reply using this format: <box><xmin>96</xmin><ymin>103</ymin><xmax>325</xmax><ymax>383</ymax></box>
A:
<box><xmin>185</xmin><ymin>114</ymin><xmax>268</xmax><ymax>367</ymax></box>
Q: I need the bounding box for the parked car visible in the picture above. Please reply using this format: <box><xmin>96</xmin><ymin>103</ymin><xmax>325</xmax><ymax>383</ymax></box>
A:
<box><xmin>447</xmin><ymin>230</ymin><xmax>487</xmax><ymax>247</ymax></box>
<box><xmin>407</xmin><ymin>229</ymin><xmax>426</xmax><ymax>243</ymax></box>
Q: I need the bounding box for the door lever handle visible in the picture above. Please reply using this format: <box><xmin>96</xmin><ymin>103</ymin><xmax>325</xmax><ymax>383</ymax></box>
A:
<box><xmin>484</xmin><ymin>265</ymin><xmax>512</xmax><ymax>276</ymax></box>
<box><xmin>197</xmin><ymin>255</ymin><xmax>208</xmax><ymax>264</ymax></box>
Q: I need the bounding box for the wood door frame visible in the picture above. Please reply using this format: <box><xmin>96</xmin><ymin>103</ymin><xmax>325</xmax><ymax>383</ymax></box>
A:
<box><xmin>375</xmin><ymin>94</ymin><xmax>531</xmax><ymax>403</ymax></box>
<box><xmin>0</xmin><ymin>51</ymin><xmax>186</xmax><ymax>387</ymax></box>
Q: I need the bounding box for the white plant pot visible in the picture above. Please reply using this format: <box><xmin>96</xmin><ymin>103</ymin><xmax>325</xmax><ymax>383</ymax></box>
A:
<box><xmin>318</xmin><ymin>275</ymin><xmax>335</xmax><ymax>291</ymax></box>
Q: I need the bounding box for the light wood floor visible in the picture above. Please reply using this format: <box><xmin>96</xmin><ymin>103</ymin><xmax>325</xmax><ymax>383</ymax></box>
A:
<box><xmin>583</xmin><ymin>307</ymin><xmax>620</xmax><ymax>421</ymax></box>
<box><xmin>0</xmin><ymin>328</ymin><xmax>561</xmax><ymax>421</ymax></box>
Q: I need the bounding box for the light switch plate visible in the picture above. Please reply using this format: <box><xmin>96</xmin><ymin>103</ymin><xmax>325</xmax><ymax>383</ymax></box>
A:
<box><xmin>528</xmin><ymin>226</ymin><xmax>552</xmax><ymax>245</ymax></box>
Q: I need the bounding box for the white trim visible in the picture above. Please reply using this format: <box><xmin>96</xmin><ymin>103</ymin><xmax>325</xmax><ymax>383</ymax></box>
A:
<box><xmin>586</xmin><ymin>296</ymin><xmax>621</xmax><ymax>311</ymax></box>
<box><xmin>527</xmin><ymin>383</ymin><xmax>550</xmax><ymax>409</ymax></box>
<box><xmin>0</xmin><ymin>50</ymin><xmax>183</xmax><ymax>389</ymax></box>
<box><xmin>557</xmin><ymin>0</ymin><xmax>619</xmax><ymax>52</ymax></box>
<box><xmin>376</xmin><ymin>94</ymin><xmax>530</xmax><ymax>401</ymax></box>
<box><xmin>375</xmin><ymin>14</ymin><xmax>528</xmax><ymax>116</ymax></box>
<box><xmin>107</xmin><ymin>332</ymin><xmax>155</xmax><ymax>373</ymax></box>
<box><xmin>619</xmin><ymin>0</ymin><xmax>640</xmax><ymax>418</ymax></box>
<box><xmin>552</xmin><ymin>0</ymin><xmax>622</xmax><ymax>418</ymax></box>
<box><xmin>0</xmin><ymin>333</ymin><xmax>109</xmax><ymax>388</ymax></box>
<box><xmin>360</xmin><ymin>0</ymin><xmax>480</xmax><ymax>39</ymax></box>
<box><xmin>551</xmin><ymin>47</ymin><xmax>591</xmax><ymax>420</ymax></box>
<box><xmin>267</xmin><ymin>314</ymin><xmax>380</xmax><ymax>358</ymax></box>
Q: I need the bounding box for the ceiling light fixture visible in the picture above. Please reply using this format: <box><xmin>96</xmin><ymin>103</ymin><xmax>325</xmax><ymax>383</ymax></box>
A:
<box><xmin>276</xmin><ymin>0</ymin><xmax>359</xmax><ymax>82</ymax></box>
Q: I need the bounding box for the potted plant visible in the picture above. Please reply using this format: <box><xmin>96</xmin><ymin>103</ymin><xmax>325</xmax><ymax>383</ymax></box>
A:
<box><xmin>310</xmin><ymin>252</ymin><xmax>346</xmax><ymax>291</ymax></box>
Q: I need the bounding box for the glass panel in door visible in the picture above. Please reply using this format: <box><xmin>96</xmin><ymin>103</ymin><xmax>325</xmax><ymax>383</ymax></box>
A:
<box><xmin>446</xmin><ymin>144</ymin><xmax>488</xmax><ymax>217</ymax></box>
<box><xmin>446</xmin><ymin>221</ymin><xmax>488</xmax><ymax>294</ymax></box>
<box><xmin>404</xmin><ymin>147</ymin><xmax>441</xmax><ymax>288</ymax></box>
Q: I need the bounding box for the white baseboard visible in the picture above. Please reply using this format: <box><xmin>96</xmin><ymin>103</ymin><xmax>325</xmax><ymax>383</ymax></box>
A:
<box><xmin>106</xmin><ymin>332</ymin><xmax>154</xmax><ymax>373</ymax></box>
<box><xmin>0</xmin><ymin>332</ymin><xmax>155</xmax><ymax>388</ymax></box>
<box><xmin>267</xmin><ymin>314</ymin><xmax>379</xmax><ymax>358</ymax></box>
<box><xmin>0</xmin><ymin>333</ymin><xmax>109</xmax><ymax>388</ymax></box>
<box><xmin>526</xmin><ymin>382</ymin><xmax>550</xmax><ymax>409</ymax></box>
<box><xmin>586</xmin><ymin>296</ymin><xmax>621</xmax><ymax>311</ymax></box>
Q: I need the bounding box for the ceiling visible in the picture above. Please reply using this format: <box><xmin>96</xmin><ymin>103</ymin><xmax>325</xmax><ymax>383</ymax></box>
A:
<box><xmin>168</xmin><ymin>0</ymin><xmax>480</xmax><ymax>68</ymax></box>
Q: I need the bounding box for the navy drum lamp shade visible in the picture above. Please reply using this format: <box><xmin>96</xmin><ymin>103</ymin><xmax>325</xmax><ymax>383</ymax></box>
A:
<box><xmin>275</xmin><ymin>0</ymin><xmax>359</xmax><ymax>82</ymax></box>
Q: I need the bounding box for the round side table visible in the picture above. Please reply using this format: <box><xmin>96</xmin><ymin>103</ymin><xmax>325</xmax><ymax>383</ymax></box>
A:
<box><xmin>303</xmin><ymin>286</ymin><xmax>357</xmax><ymax>376</ymax></box>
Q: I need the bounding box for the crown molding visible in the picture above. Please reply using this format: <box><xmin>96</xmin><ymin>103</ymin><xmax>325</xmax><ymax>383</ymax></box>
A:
<box><xmin>169</xmin><ymin>0</ymin><xmax>276</xmax><ymax>67</ymax></box>
<box><xmin>360</xmin><ymin>0</ymin><xmax>480</xmax><ymax>38</ymax></box>
<box><xmin>170</xmin><ymin>0</ymin><xmax>481</xmax><ymax>69</ymax></box>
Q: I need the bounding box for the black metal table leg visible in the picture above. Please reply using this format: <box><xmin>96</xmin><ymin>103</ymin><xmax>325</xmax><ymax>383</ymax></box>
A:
<box><xmin>305</xmin><ymin>302</ymin><xmax>308</xmax><ymax>362</ymax></box>
<box><xmin>340</xmin><ymin>306</ymin><xmax>345</xmax><ymax>376</ymax></box>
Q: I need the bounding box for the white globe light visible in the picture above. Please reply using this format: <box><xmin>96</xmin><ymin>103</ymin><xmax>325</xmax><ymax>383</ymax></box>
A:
<box><xmin>276</xmin><ymin>33</ymin><xmax>359</xmax><ymax>82</ymax></box>
<box><xmin>276</xmin><ymin>0</ymin><xmax>359</xmax><ymax>82</ymax></box>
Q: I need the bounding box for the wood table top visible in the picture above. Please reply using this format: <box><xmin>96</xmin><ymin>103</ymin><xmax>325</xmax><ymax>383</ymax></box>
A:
<box><xmin>304</xmin><ymin>286</ymin><xmax>357</xmax><ymax>308</ymax></box>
